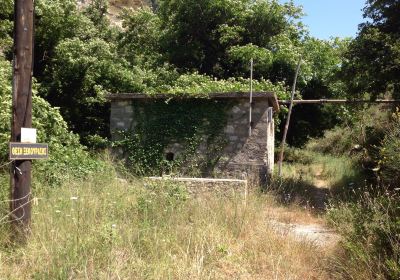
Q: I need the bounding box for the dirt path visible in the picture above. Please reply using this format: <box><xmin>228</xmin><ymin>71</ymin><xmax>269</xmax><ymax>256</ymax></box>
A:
<box><xmin>269</xmin><ymin>165</ymin><xmax>339</xmax><ymax>247</ymax></box>
<box><xmin>311</xmin><ymin>165</ymin><xmax>331</xmax><ymax>210</ymax></box>
<box><xmin>270</xmin><ymin>220</ymin><xmax>339</xmax><ymax>247</ymax></box>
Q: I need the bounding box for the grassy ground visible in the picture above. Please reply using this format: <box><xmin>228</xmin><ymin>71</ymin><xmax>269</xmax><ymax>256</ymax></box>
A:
<box><xmin>2</xmin><ymin>147</ymin><xmax>390</xmax><ymax>279</ymax></box>
<box><xmin>271</xmin><ymin>148</ymin><xmax>363</xmax><ymax>211</ymax></box>
<box><xmin>273</xmin><ymin>146</ymin><xmax>400</xmax><ymax>279</ymax></box>
<box><xmin>0</xmin><ymin>166</ymin><xmax>331</xmax><ymax>279</ymax></box>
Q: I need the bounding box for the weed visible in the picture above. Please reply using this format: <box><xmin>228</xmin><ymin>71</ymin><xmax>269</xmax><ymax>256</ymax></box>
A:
<box><xmin>327</xmin><ymin>189</ymin><xmax>400</xmax><ymax>279</ymax></box>
<box><xmin>0</xmin><ymin>164</ymin><xmax>330</xmax><ymax>279</ymax></box>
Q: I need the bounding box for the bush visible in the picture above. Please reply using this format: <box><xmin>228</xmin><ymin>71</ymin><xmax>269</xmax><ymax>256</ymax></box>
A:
<box><xmin>0</xmin><ymin>57</ymin><xmax>106</xmax><ymax>187</ymax></box>
<box><xmin>379</xmin><ymin>109</ymin><xmax>400</xmax><ymax>186</ymax></box>
<box><xmin>306</xmin><ymin>126</ymin><xmax>354</xmax><ymax>156</ymax></box>
<box><xmin>278</xmin><ymin>146</ymin><xmax>315</xmax><ymax>165</ymax></box>
<box><xmin>328</xmin><ymin>190</ymin><xmax>400</xmax><ymax>279</ymax></box>
<box><xmin>306</xmin><ymin>105</ymin><xmax>391</xmax><ymax>157</ymax></box>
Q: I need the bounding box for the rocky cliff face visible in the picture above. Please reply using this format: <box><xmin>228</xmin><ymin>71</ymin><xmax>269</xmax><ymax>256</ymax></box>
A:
<box><xmin>77</xmin><ymin>0</ymin><xmax>150</xmax><ymax>9</ymax></box>
<box><xmin>77</xmin><ymin>0</ymin><xmax>151</xmax><ymax>26</ymax></box>
<box><xmin>109</xmin><ymin>0</ymin><xmax>150</xmax><ymax>9</ymax></box>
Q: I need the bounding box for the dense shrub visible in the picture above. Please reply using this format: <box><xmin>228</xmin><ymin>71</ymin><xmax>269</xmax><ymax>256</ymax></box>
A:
<box><xmin>379</xmin><ymin>110</ymin><xmax>400</xmax><ymax>187</ymax></box>
<box><xmin>306</xmin><ymin>126</ymin><xmax>354</xmax><ymax>156</ymax></box>
<box><xmin>279</xmin><ymin>146</ymin><xmax>315</xmax><ymax>165</ymax></box>
<box><xmin>0</xmin><ymin>57</ymin><xmax>106</xmax><ymax>187</ymax></box>
<box><xmin>328</xmin><ymin>190</ymin><xmax>400</xmax><ymax>279</ymax></box>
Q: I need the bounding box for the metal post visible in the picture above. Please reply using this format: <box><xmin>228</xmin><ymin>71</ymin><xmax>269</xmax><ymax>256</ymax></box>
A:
<box><xmin>11</xmin><ymin>0</ymin><xmax>34</xmax><ymax>232</ymax></box>
<box><xmin>249</xmin><ymin>58</ymin><xmax>253</xmax><ymax>136</ymax></box>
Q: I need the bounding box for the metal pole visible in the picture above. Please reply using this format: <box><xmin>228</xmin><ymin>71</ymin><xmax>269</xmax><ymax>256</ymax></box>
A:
<box><xmin>278</xmin><ymin>57</ymin><xmax>302</xmax><ymax>177</ymax></box>
<box><xmin>11</xmin><ymin>0</ymin><xmax>34</xmax><ymax>233</ymax></box>
<box><xmin>249</xmin><ymin>58</ymin><xmax>253</xmax><ymax>136</ymax></box>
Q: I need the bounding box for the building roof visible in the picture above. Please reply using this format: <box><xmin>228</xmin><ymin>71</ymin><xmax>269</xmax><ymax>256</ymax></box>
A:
<box><xmin>106</xmin><ymin>92</ymin><xmax>280</xmax><ymax>112</ymax></box>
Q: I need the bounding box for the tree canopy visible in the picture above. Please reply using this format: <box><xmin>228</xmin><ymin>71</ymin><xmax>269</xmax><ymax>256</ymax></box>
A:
<box><xmin>1</xmin><ymin>0</ymin><xmax>384</xmax><ymax>147</ymax></box>
<box><xmin>341</xmin><ymin>0</ymin><xmax>400</xmax><ymax>99</ymax></box>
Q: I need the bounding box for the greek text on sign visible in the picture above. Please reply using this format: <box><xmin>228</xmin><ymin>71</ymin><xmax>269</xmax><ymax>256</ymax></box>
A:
<box><xmin>9</xmin><ymin>143</ymin><xmax>49</xmax><ymax>160</ymax></box>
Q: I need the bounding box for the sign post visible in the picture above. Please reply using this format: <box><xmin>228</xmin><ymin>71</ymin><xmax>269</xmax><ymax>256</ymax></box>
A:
<box><xmin>11</xmin><ymin>0</ymin><xmax>35</xmax><ymax>233</ymax></box>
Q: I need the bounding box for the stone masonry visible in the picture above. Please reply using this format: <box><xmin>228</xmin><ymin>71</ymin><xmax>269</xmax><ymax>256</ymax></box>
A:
<box><xmin>146</xmin><ymin>177</ymin><xmax>248</xmax><ymax>197</ymax></box>
<box><xmin>108</xmin><ymin>93</ymin><xmax>278</xmax><ymax>184</ymax></box>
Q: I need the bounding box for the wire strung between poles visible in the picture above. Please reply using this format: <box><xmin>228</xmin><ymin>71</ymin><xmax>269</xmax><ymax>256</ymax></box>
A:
<box><xmin>0</xmin><ymin>160</ymin><xmax>14</xmax><ymax>169</ymax></box>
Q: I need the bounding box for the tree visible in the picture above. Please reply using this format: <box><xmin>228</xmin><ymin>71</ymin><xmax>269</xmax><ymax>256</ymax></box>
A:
<box><xmin>118</xmin><ymin>8</ymin><xmax>164</xmax><ymax>66</ymax></box>
<box><xmin>157</xmin><ymin>0</ymin><xmax>303</xmax><ymax>78</ymax></box>
<box><xmin>42</xmin><ymin>38</ymin><xmax>144</xmax><ymax>144</ymax></box>
<box><xmin>341</xmin><ymin>0</ymin><xmax>400</xmax><ymax>99</ymax></box>
<box><xmin>284</xmin><ymin>37</ymin><xmax>351</xmax><ymax>146</ymax></box>
<box><xmin>0</xmin><ymin>0</ymin><xmax>13</xmax><ymax>56</ymax></box>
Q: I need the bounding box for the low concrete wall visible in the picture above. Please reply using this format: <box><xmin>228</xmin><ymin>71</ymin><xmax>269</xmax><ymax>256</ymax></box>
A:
<box><xmin>146</xmin><ymin>177</ymin><xmax>248</xmax><ymax>197</ymax></box>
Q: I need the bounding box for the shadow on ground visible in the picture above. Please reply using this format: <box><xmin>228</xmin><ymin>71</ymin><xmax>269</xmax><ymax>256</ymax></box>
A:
<box><xmin>266</xmin><ymin>177</ymin><xmax>331</xmax><ymax>212</ymax></box>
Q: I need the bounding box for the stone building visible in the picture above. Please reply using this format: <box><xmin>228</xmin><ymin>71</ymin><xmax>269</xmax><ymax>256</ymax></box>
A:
<box><xmin>107</xmin><ymin>92</ymin><xmax>279</xmax><ymax>183</ymax></box>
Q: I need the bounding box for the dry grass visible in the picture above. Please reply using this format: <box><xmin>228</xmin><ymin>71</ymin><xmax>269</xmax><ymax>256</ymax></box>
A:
<box><xmin>0</xmin><ymin>168</ymin><xmax>332</xmax><ymax>279</ymax></box>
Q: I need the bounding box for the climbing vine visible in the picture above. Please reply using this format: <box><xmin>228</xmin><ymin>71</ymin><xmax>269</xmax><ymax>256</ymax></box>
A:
<box><xmin>114</xmin><ymin>99</ymin><xmax>236</xmax><ymax>176</ymax></box>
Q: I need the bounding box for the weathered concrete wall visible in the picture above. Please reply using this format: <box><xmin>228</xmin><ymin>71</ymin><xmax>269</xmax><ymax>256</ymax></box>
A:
<box><xmin>110</xmin><ymin>98</ymin><xmax>275</xmax><ymax>182</ymax></box>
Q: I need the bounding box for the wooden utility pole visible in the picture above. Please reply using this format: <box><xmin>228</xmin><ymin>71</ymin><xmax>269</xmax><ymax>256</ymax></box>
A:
<box><xmin>278</xmin><ymin>57</ymin><xmax>302</xmax><ymax>177</ymax></box>
<box><xmin>11</xmin><ymin>0</ymin><xmax>34</xmax><ymax>231</ymax></box>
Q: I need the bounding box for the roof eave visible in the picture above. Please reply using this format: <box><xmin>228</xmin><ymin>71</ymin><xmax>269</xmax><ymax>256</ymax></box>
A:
<box><xmin>107</xmin><ymin>92</ymin><xmax>280</xmax><ymax>112</ymax></box>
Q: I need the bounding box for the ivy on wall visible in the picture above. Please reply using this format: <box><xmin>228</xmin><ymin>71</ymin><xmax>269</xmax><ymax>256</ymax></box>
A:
<box><xmin>114</xmin><ymin>99</ymin><xmax>236</xmax><ymax>176</ymax></box>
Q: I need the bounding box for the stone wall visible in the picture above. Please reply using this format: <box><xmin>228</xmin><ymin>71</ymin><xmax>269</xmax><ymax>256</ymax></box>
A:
<box><xmin>214</xmin><ymin>99</ymin><xmax>274</xmax><ymax>183</ymax></box>
<box><xmin>146</xmin><ymin>177</ymin><xmax>248</xmax><ymax>197</ymax></box>
<box><xmin>110</xmin><ymin>98</ymin><xmax>275</xmax><ymax>182</ymax></box>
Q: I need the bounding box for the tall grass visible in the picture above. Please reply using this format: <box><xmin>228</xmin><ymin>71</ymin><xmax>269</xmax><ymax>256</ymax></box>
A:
<box><xmin>281</xmin><ymin>104</ymin><xmax>400</xmax><ymax>279</ymax></box>
<box><xmin>0</xmin><ymin>166</ymin><xmax>330</xmax><ymax>279</ymax></box>
<box><xmin>270</xmin><ymin>148</ymin><xmax>363</xmax><ymax>210</ymax></box>
<box><xmin>327</xmin><ymin>189</ymin><xmax>400</xmax><ymax>280</ymax></box>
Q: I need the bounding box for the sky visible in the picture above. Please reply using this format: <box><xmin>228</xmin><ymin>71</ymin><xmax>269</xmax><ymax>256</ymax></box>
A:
<box><xmin>279</xmin><ymin>0</ymin><xmax>366</xmax><ymax>40</ymax></box>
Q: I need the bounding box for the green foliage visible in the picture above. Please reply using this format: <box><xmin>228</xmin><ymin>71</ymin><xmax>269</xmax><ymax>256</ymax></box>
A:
<box><xmin>306</xmin><ymin>126</ymin><xmax>355</xmax><ymax>156</ymax></box>
<box><xmin>157</xmin><ymin>0</ymin><xmax>303</xmax><ymax>78</ymax></box>
<box><xmin>2</xmin><ymin>0</ymin><xmax>348</xmax><ymax>147</ymax></box>
<box><xmin>114</xmin><ymin>99</ymin><xmax>234</xmax><ymax>176</ymax></box>
<box><xmin>0</xmin><ymin>0</ymin><xmax>13</xmax><ymax>55</ymax></box>
<box><xmin>279</xmin><ymin>146</ymin><xmax>314</xmax><ymax>165</ymax></box>
<box><xmin>84</xmin><ymin>0</ymin><xmax>110</xmax><ymax>30</ymax></box>
<box><xmin>43</xmin><ymin>37</ymin><xmax>143</xmax><ymax>141</ymax></box>
<box><xmin>341</xmin><ymin>0</ymin><xmax>400</xmax><ymax>99</ymax></box>
<box><xmin>151</xmin><ymin>72</ymin><xmax>288</xmax><ymax>98</ymax></box>
<box><xmin>283</xmin><ymin>38</ymin><xmax>351</xmax><ymax>146</ymax></box>
<box><xmin>118</xmin><ymin>8</ymin><xmax>164</xmax><ymax>65</ymax></box>
<box><xmin>0</xmin><ymin>0</ymin><xmax>362</xmax><ymax>152</ymax></box>
<box><xmin>328</xmin><ymin>191</ymin><xmax>400</xmax><ymax>279</ymax></box>
<box><xmin>379</xmin><ymin>109</ymin><xmax>400</xmax><ymax>186</ymax></box>
<box><xmin>305</xmin><ymin>105</ymin><xmax>391</xmax><ymax>158</ymax></box>
<box><xmin>34</xmin><ymin>0</ymin><xmax>96</xmax><ymax>75</ymax></box>
<box><xmin>0</xmin><ymin>56</ymin><xmax>105</xmax><ymax>186</ymax></box>
<box><xmin>0</xmin><ymin>57</ymin><xmax>11</xmax><ymax>159</ymax></box>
